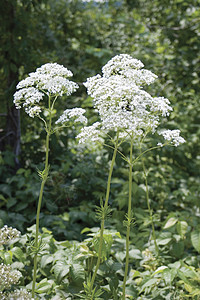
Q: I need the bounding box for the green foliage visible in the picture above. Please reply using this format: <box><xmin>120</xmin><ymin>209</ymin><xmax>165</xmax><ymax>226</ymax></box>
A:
<box><xmin>0</xmin><ymin>218</ymin><xmax>200</xmax><ymax>299</ymax></box>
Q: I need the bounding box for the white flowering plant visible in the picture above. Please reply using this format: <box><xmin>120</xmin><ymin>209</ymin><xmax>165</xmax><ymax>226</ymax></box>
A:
<box><xmin>77</xmin><ymin>54</ymin><xmax>185</xmax><ymax>298</ymax></box>
<box><xmin>11</xmin><ymin>56</ymin><xmax>186</xmax><ymax>299</ymax></box>
<box><xmin>13</xmin><ymin>63</ymin><xmax>87</xmax><ymax>298</ymax></box>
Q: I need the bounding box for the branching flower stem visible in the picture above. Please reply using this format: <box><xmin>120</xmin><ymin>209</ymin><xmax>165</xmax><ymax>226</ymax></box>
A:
<box><xmin>89</xmin><ymin>132</ymin><xmax>119</xmax><ymax>296</ymax></box>
<box><xmin>122</xmin><ymin>136</ymin><xmax>133</xmax><ymax>300</ymax></box>
<box><xmin>32</xmin><ymin>96</ymin><xmax>53</xmax><ymax>298</ymax></box>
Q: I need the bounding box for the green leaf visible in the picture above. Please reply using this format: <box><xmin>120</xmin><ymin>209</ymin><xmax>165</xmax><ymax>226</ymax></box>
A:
<box><xmin>141</xmin><ymin>278</ymin><xmax>158</xmax><ymax>291</ymax></box>
<box><xmin>0</xmin><ymin>194</ymin><xmax>7</xmax><ymax>205</ymax></box>
<box><xmin>12</xmin><ymin>247</ymin><xmax>25</xmax><ymax>262</ymax></box>
<box><xmin>15</xmin><ymin>201</ymin><xmax>28</xmax><ymax>212</ymax></box>
<box><xmin>163</xmin><ymin>217</ymin><xmax>178</xmax><ymax>229</ymax></box>
<box><xmin>41</xmin><ymin>255</ymin><xmax>54</xmax><ymax>268</ymax></box>
<box><xmin>191</xmin><ymin>231</ymin><xmax>200</xmax><ymax>253</ymax></box>
<box><xmin>176</xmin><ymin>221</ymin><xmax>188</xmax><ymax>238</ymax></box>
<box><xmin>52</xmin><ymin>261</ymin><xmax>70</xmax><ymax>283</ymax></box>
<box><xmin>178</xmin><ymin>270</ymin><xmax>191</xmax><ymax>285</ymax></box>
<box><xmin>35</xmin><ymin>279</ymin><xmax>52</xmax><ymax>294</ymax></box>
<box><xmin>6</xmin><ymin>197</ymin><xmax>17</xmax><ymax>209</ymax></box>
<box><xmin>11</xmin><ymin>261</ymin><xmax>24</xmax><ymax>270</ymax></box>
<box><xmin>16</xmin><ymin>168</ymin><xmax>26</xmax><ymax>175</ymax></box>
<box><xmin>81</xmin><ymin>227</ymin><xmax>91</xmax><ymax>234</ymax></box>
<box><xmin>171</xmin><ymin>241</ymin><xmax>184</xmax><ymax>258</ymax></box>
<box><xmin>157</xmin><ymin>238</ymin><xmax>172</xmax><ymax>245</ymax></box>
<box><xmin>125</xmin><ymin>285</ymin><xmax>137</xmax><ymax>297</ymax></box>
<box><xmin>152</xmin><ymin>266</ymin><xmax>168</xmax><ymax>275</ymax></box>
<box><xmin>3</xmin><ymin>251</ymin><xmax>13</xmax><ymax>264</ymax></box>
<box><xmin>70</xmin><ymin>264</ymin><xmax>85</xmax><ymax>283</ymax></box>
<box><xmin>132</xmin><ymin>270</ymin><xmax>140</xmax><ymax>278</ymax></box>
<box><xmin>162</xmin><ymin>268</ymin><xmax>177</xmax><ymax>285</ymax></box>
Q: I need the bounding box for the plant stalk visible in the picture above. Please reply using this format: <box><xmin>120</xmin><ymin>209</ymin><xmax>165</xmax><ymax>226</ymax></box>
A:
<box><xmin>122</xmin><ymin>138</ymin><xmax>133</xmax><ymax>300</ymax></box>
<box><xmin>89</xmin><ymin>133</ymin><xmax>119</xmax><ymax>295</ymax></box>
<box><xmin>31</xmin><ymin>99</ymin><xmax>52</xmax><ymax>298</ymax></box>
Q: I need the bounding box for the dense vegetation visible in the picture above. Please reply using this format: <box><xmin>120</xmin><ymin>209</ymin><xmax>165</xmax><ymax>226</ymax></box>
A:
<box><xmin>0</xmin><ymin>0</ymin><xmax>200</xmax><ymax>299</ymax></box>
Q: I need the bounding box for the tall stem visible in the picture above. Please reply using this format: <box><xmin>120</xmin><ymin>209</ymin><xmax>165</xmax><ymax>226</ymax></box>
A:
<box><xmin>122</xmin><ymin>138</ymin><xmax>133</xmax><ymax>300</ymax></box>
<box><xmin>141</xmin><ymin>156</ymin><xmax>159</xmax><ymax>256</ymax></box>
<box><xmin>89</xmin><ymin>133</ymin><xmax>119</xmax><ymax>295</ymax></box>
<box><xmin>32</xmin><ymin>98</ymin><xmax>52</xmax><ymax>298</ymax></box>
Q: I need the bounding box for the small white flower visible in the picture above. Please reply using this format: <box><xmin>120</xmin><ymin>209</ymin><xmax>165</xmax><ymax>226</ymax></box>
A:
<box><xmin>6</xmin><ymin>288</ymin><xmax>32</xmax><ymax>299</ymax></box>
<box><xmin>35</xmin><ymin>62</ymin><xmax>73</xmax><ymax>78</ymax></box>
<box><xmin>56</xmin><ymin>108</ymin><xmax>88</xmax><ymax>125</ymax></box>
<box><xmin>157</xmin><ymin>142</ymin><xmax>164</xmax><ymax>147</ymax></box>
<box><xmin>158</xmin><ymin>129</ymin><xmax>186</xmax><ymax>146</ymax></box>
<box><xmin>26</xmin><ymin>106</ymin><xmax>42</xmax><ymax>118</ymax></box>
<box><xmin>76</xmin><ymin>122</ymin><xmax>104</xmax><ymax>145</ymax></box>
<box><xmin>119</xmin><ymin>68</ymin><xmax>158</xmax><ymax>85</ymax></box>
<box><xmin>102</xmin><ymin>54</ymin><xmax>144</xmax><ymax>77</ymax></box>
<box><xmin>14</xmin><ymin>87</ymin><xmax>44</xmax><ymax>107</ymax></box>
<box><xmin>151</xmin><ymin>97</ymin><xmax>173</xmax><ymax>117</ymax></box>
<box><xmin>13</xmin><ymin>87</ymin><xmax>44</xmax><ymax>118</ymax></box>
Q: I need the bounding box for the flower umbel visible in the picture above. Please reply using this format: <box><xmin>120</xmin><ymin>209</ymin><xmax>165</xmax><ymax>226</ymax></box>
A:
<box><xmin>76</xmin><ymin>122</ymin><xmax>104</xmax><ymax>145</ymax></box>
<box><xmin>13</xmin><ymin>63</ymin><xmax>79</xmax><ymax>118</ymax></box>
<box><xmin>0</xmin><ymin>263</ymin><xmax>22</xmax><ymax>291</ymax></box>
<box><xmin>82</xmin><ymin>54</ymin><xmax>185</xmax><ymax>146</ymax></box>
<box><xmin>56</xmin><ymin>108</ymin><xmax>88</xmax><ymax>125</ymax></box>
<box><xmin>0</xmin><ymin>225</ymin><xmax>20</xmax><ymax>246</ymax></box>
<box><xmin>2</xmin><ymin>289</ymin><xmax>32</xmax><ymax>300</ymax></box>
<box><xmin>158</xmin><ymin>129</ymin><xmax>186</xmax><ymax>146</ymax></box>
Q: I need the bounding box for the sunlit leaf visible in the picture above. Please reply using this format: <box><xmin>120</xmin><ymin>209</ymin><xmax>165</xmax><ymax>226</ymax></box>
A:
<box><xmin>176</xmin><ymin>221</ymin><xmax>188</xmax><ymax>238</ymax></box>
<box><xmin>163</xmin><ymin>217</ymin><xmax>178</xmax><ymax>229</ymax></box>
<box><xmin>191</xmin><ymin>231</ymin><xmax>200</xmax><ymax>253</ymax></box>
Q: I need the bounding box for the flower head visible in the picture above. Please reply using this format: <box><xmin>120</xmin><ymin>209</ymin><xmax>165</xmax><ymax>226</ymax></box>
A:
<box><xmin>0</xmin><ymin>263</ymin><xmax>22</xmax><ymax>290</ymax></box>
<box><xmin>102</xmin><ymin>54</ymin><xmax>144</xmax><ymax>77</ymax></box>
<box><xmin>14</xmin><ymin>87</ymin><xmax>44</xmax><ymax>118</ymax></box>
<box><xmin>56</xmin><ymin>108</ymin><xmax>88</xmax><ymax>125</ymax></box>
<box><xmin>14</xmin><ymin>63</ymin><xmax>78</xmax><ymax>118</ymax></box>
<box><xmin>0</xmin><ymin>225</ymin><xmax>20</xmax><ymax>246</ymax></box>
<box><xmin>84</xmin><ymin>55</ymin><xmax>167</xmax><ymax>138</ymax></box>
<box><xmin>83</xmin><ymin>54</ymin><xmax>185</xmax><ymax>147</ymax></box>
<box><xmin>35</xmin><ymin>62</ymin><xmax>73</xmax><ymax>78</ymax></box>
<box><xmin>158</xmin><ymin>129</ymin><xmax>186</xmax><ymax>146</ymax></box>
<box><xmin>76</xmin><ymin>122</ymin><xmax>104</xmax><ymax>145</ymax></box>
<box><xmin>4</xmin><ymin>289</ymin><xmax>32</xmax><ymax>300</ymax></box>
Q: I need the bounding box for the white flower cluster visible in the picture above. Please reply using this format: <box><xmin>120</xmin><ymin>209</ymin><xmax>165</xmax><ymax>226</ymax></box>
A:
<box><xmin>56</xmin><ymin>108</ymin><xmax>88</xmax><ymax>125</ymax></box>
<box><xmin>77</xmin><ymin>54</ymin><xmax>183</xmax><ymax>145</ymax></box>
<box><xmin>13</xmin><ymin>87</ymin><xmax>44</xmax><ymax>118</ymax></box>
<box><xmin>77</xmin><ymin>122</ymin><xmax>104</xmax><ymax>145</ymax></box>
<box><xmin>102</xmin><ymin>54</ymin><xmax>144</xmax><ymax>77</ymax></box>
<box><xmin>2</xmin><ymin>289</ymin><xmax>32</xmax><ymax>300</ymax></box>
<box><xmin>158</xmin><ymin>129</ymin><xmax>186</xmax><ymax>147</ymax></box>
<box><xmin>0</xmin><ymin>264</ymin><xmax>22</xmax><ymax>290</ymax></box>
<box><xmin>0</xmin><ymin>225</ymin><xmax>20</xmax><ymax>246</ymax></box>
<box><xmin>14</xmin><ymin>63</ymin><xmax>78</xmax><ymax>118</ymax></box>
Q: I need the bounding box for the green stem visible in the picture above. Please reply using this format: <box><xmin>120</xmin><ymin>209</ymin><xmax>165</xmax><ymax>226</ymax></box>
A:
<box><xmin>31</xmin><ymin>97</ymin><xmax>52</xmax><ymax>298</ymax></box>
<box><xmin>89</xmin><ymin>132</ymin><xmax>119</xmax><ymax>295</ymax></box>
<box><xmin>122</xmin><ymin>138</ymin><xmax>133</xmax><ymax>300</ymax></box>
<box><xmin>141</xmin><ymin>156</ymin><xmax>159</xmax><ymax>256</ymax></box>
